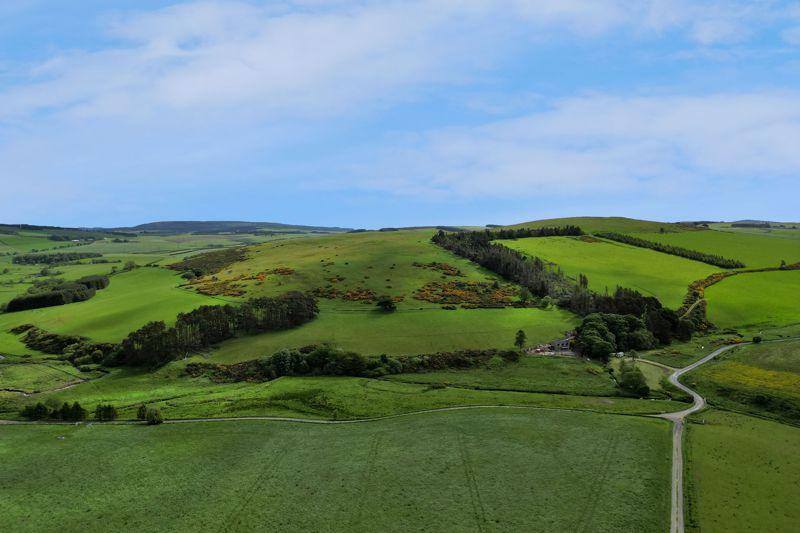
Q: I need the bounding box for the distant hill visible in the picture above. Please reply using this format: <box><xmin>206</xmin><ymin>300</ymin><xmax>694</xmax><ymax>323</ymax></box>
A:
<box><xmin>109</xmin><ymin>221</ymin><xmax>352</xmax><ymax>235</ymax></box>
<box><xmin>504</xmin><ymin>216</ymin><xmax>693</xmax><ymax>234</ymax></box>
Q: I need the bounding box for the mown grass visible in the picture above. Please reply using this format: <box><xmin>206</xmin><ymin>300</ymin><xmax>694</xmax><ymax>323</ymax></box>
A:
<box><xmin>685</xmin><ymin>409</ymin><xmax>800</xmax><ymax>533</ymax></box>
<box><xmin>686</xmin><ymin>339</ymin><xmax>800</xmax><ymax>422</ymax></box>
<box><xmin>385</xmin><ymin>355</ymin><xmax>618</xmax><ymax>396</ymax></box>
<box><xmin>502</xmin><ymin>236</ymin><xmax>718</xmax><ymax>308</ymax></box>
<box><xmin>0</xmin><ymin>408</ymin><xmax>671</xmax><ymax>533</ymax></box>
<box><xmin>639</xmin><ymin>229</ymin><xmax>800</xmax><ymax>269</ymax></box>
<box><xmin>705</xmin><ymin>270</ymin><xmax>800</xmax><ymax>330</ymax></box>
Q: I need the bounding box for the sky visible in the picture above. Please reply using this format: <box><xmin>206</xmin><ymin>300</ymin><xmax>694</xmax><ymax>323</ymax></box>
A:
<box><xmin>1</xmin><ymin>0</ymin><xmax>799</xmax><ymax>228</ymax></box>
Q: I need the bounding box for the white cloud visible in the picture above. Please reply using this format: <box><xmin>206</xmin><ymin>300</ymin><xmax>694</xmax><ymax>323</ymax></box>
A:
<box><xmin>0</xmin><ymin>0</ymin><xmax>795</xmax><ymax>122</ymax></box>
<box><xmin>355</xmin><ymin>91</ymin><xmax>800</xmax><ymax>198</ymax></box>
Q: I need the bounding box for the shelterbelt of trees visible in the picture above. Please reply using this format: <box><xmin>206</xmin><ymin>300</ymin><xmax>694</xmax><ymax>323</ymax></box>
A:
<box><xmin>594</xmin><ymin>231</ymin><xmax>746</xmax><ymax>269</ymax></box>
<box><xmin>4</xmin><ymin>275</ymin><xmax>110</xmax><ymax>312</ymax></box>
<box><xmin>433</xmin><ymin>227</ymin><xmax>696</xmax><ymax>359</ymax></box>
<box><xmin>114</xmin><ymin>291</ymin><xmax>318</xmax><ymax>367</ymax></box>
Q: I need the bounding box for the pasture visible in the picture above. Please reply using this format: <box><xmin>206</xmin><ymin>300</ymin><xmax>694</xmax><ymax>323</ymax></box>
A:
<box><xmin>0</xmin><ymin>359</ymin><xmax>685</xmax><ymax>421</ymax></box>
<box><xmin>211</xmin><ymin>302</ymin><xmax>577</xmax><ymax>362</ymax></box>
<box><xmin>385</xmin><ymin>355</ymin><xmax>618</xmax><ymax>396</ymax></box>
<box><xmin>640</xmin><ymin>229</ymin><xmax>800</xmax><ymax>269</ymax></box>
<box><xmin>685</xmin><ymin>409</ymin><xmax>800</xmax><ymax>533</ymax></box>
<box><xmin>704</xmin><ymin>270</ymin><xmax>800</xmax><ymax>331</ymax></box>
<box><xmin>501</xmin><ymin>236</ymin><xmax>718</xmax><ymax>308</ymax></box>
<box><xmin>0</xmin><ymin>268</ymin><xmax>221</xmax><ymax>349</ymax></box>
<box><xmin>0</xmin><ymin>409</ymin><xmax>671</xmax><ymax>533</ymax></box>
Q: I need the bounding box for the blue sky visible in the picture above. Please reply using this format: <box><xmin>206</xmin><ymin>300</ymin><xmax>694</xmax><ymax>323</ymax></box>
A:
<box><xmin>1</xmin><ymin>1</ymin><xmax>799</xmax><ymax>228</ymax></box>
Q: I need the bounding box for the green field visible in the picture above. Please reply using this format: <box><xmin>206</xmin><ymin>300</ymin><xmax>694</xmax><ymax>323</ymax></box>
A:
<box><xmin>685</xmin><ymin>409</ymin><xmax>800</xmax><ymax>532</ymax></box>
<box><xmin>705</xmin><ymin>270</ymin><xmax>800</xmax><ymax>330</ymax></box>
<box><xmin>0</xmin><ymin>360</ymin><xmax>94</xmax><ymax>393</ymax></box>
<box><xmin>508</xmin><ymin>216</ymin><xmax>691</xmax><ymax>234</ymax></box>
<box><xmin>686</xmin><ymin>339</ymin><xmax>800</xmax><ymax>421</ymax></box>
<box><xmin>0</xmin><ymin>268</ymin><xmax>221</xmax><ymax>349</ymax></box>
<box><xmin>386</xmin><ymin>355</ymin><xmax>618</xmax><ymax>396</ymax></box>
<box><xmin>640</xmin><ymin>229</ymin><xmax>800</xmax><ymax>269</ymax></box>
<box><xmin>0</xmin><ymin>409</ymin><xmax>671</xmax><ymax>533</ymax></box>
<box><xmin>502</xmin><ymin>236</ymin><xmax>718</xmax><ymax>308</ymax></box>
<box><xmin>211</xmin><ymin>303</ymin><xmax>576</xmax><ymax>362</ymax></box>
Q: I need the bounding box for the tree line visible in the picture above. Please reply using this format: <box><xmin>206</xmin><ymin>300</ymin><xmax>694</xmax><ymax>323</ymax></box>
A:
<box><xmin>11</xmin><ymin>252</ymin><xmax>103</xmax><ymax>265</ymax></box>
<box><xmin>594</xmin><ymin>232</ymin><xmax>746</xmax><ymax>268</ymax></box>
<box><xmin>113</xmin><ymin>291</ymin><xmax>319</xmax><ymax>367</ymax></box>
<box><xmin>186</xmin><ymin>345</ymin><xmax>522</xmax><ymax>382</ymax></box>
<box><xmin>431</xmin><ymin>228</ymin><xmax>579</xmax><ymax>299</ymax></box>
<box><xmin>4</xmin><ymin>275</ymin><xmax>110</xmax><ymax>312</ymax></box>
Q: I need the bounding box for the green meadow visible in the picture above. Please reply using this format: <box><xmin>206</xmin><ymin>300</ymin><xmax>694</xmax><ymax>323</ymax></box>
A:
<box><xmin>0</xmin><ymin>268</ymin><xmax>221</xmax><ymax>348</ymax></box>
<box><xmin>0</xmin><ymin>409</ymin><xmax>672</xmax><ymax>533</ymax></box>
<box><xmin>705</xmin><ymin>270</ymin><xmax>800</xmax><ymax>330</ymax></box>
<box><xmin>211</xmin><ymin>303</ymin><xmax>576</xmax><ymax>362</ymax></box>
<box><xmin>685</xmin><ymin>409</ymin><xmax>800</xmax><ymax>533</ymax></box>
<box><xmin>501</xmin><ymin>235</ymin><xmax>718</xmax><ymax>308</ymax></box>
<box><xmin>640</xmin><ymin>229</ymin><xmax>800</xmax><ymax>269</ymax></box>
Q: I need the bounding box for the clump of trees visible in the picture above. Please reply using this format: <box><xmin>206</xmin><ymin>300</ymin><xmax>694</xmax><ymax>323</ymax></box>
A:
<box><xmin>94</xmin><ymin>404</ymin><xmax>118</xmax><ymax>421</ymax></box>
<box><xmin>594</xmin><ymin>232</ymin><xmax>746</xmax><ymax>269</ymax></box>
<box><xmin>20</xmin><ymin>401</ymin><xmax>87</xmax><ymax>421</ymax></box>
<box><xmin>12</xmin><ymin>252</ymin><xmax>103</xmax><ymax>265</ymax></box>
<box><xmin>574</xmin><ymin>313</ymin><xmax>658</xmax><ymax>361</ymax></box>
<box><xmin>113</xmin><ymin>291</ymin><xmax>319</xmax><ymax>367</ymax></box>
<box><xmin>11</xmin><ymin>324</ymin><xmax>115</xmax><ymax>365</ymax></box>
<box><xmin>186</xmin><ymin>346</ymin><xmax>522</xmax><ymax>382</ymax></box>
<box><xmin>4</xmin><ymin>275</ymin><xmax>110</xmax><ymax>312</ymax></box>
<box><xmin>616</xmin><ymin>360</ymin><xmax>650</xmax><ymax>397</ymax></box>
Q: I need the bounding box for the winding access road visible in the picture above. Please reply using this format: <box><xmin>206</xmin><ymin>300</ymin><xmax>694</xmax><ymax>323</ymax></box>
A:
<box><xmin>648</xmin><ymin>343</ymin><xmax>741</xmax><ymax>533</ymax></box>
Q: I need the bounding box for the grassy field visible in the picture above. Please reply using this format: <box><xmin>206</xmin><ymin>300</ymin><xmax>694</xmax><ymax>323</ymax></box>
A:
<box><xmin>385</xmin><ymin>355</ymin><xmax>618</xmax><ymax>396</ymax></box>
<box><xmin>640</xmin><ymin>229</ymin><xmax>800</xmax><ymax>269</ymax></box>
<box><xmin>507</xmin><ymin>216</ymin><xmax>691</xmax><ymax>234</ymax></box>
<box><xmin>212</xmin><ymin>302</ymin><xmax>577</xmax><ymax>362</ymax></box>
<box><xmin>0</xmin><ymin>409</ymin><xmax>671</xmax><ymax>533</ymax></box>
<box><xmin>641</xmin><ymin>334</ymin><xmax>743</xmax><ymax>368</ymax></box>
<box><xmin>0</xmin><ymin>357</ymin><xmax>685</xmax><ymax>421</ymax></box>
<box><xmin>0</xmin><ymin>268</ymin><xmax>221</xmax><ymax>349</ymax></box>
<box><xmin>192</xmin><ymin>229</ymin><xmax>510</xmax><ymax>304</ymax></box>
<box><xmin>685</xmin><ymin>409</ymin><xmax>800</xmax><ymax>532</ymax></box>
<box><xmin>705</xmin><ymin>270</ymin><xmax>800</xmax><ymax>331</ymax></box>
<box><xmin>0</xmin><ymin>360</ymin><xmax>94</xmax><ymax>393</ymax></box>
<box><xmin>685</xmin><ymin>339</ymin><xmax>800</xmax><ymax>422</ymax></box>
<box><xmin>502</xmin><ymin>236</ymin><xmax>718</xmax><ymax>308</ymax></box>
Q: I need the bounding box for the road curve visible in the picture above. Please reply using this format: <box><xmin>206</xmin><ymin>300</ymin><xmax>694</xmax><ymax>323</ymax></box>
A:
<box><xmin>649</xmin><ymin>343</ymin><xmax>742</xmax><ymax>533</ymax></box>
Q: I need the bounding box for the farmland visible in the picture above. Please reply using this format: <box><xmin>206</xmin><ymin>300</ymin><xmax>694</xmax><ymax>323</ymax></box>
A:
<box><xmin>705</xmin><ymin>270</ymin><xmax>800</xmax><ymax>331</ymax></box>
<box><xmin>640</xmin><ymin>229</ymin><xmax>800</xmax><ymax>269</ymax></box>
<box><xmin>501</xmin><ymin>235</ymin><xmax>718</xmax><ymax>308</ymax></box>
<box><xmin>0</xmin><ymin>408</ymin><xmax>672</xmax><ymax>533</ymax></box>
<box><xmin>685</xmin><ymin>409</ymin><xmax>800</xmax><ymax>532</ymax></box>
<box><xmin>1</xmin><ymin>216</ymin><xmax>799</xmax><ymax>533</ymax></box>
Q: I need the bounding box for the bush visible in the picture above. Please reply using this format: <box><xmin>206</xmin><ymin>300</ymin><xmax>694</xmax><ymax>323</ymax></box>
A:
<box><xmin>753</xmin><ymin>336</ymin><xmax>762</xmax><ymax>344</ymax></box>
<box><xmin>94</xmin><ymin>404</ymin><xmax>118</xmax><ymax>421</ymax></box>
<box><xmin>146</xmin><ymin>408</ymin><xmax>164</xmax><ymax>425</ymax></box>
<box><xmin>617</xmin><ymin>361</ymin><xmax>650</xmax><ymax>397</ymax></box>
<box><xmin>137</xmin><ymin>404</ymin><xmax>148</xmax><ymax>420</ymax></box>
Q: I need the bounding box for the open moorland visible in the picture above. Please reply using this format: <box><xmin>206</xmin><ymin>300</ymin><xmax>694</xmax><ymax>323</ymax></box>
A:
<box><xmin>1</xmin><ymin>216</ymin><xmax>799</xmax><ymax>532</ymax></box>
